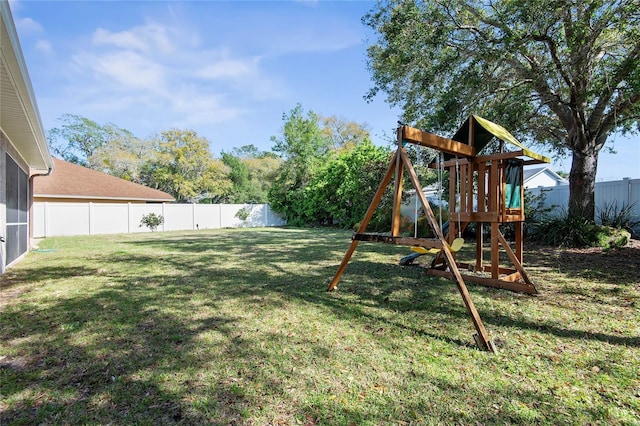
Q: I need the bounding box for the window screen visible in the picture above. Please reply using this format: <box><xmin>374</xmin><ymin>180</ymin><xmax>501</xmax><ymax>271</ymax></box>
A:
<box><xmin>5</xmin><ymin>154</ymin><xmax>29</xmax><ymax>266</ymax></box>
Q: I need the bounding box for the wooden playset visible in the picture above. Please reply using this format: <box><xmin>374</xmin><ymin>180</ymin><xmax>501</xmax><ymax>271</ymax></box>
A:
<box><xmin>327</xmin><ymin>115</ymin><xmax>550</xmax><ymax>352</ymax></box>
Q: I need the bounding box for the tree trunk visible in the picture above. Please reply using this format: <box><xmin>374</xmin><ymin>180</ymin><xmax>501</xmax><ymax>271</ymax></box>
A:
<box><xmin>568</xmin><ymin>148</ymin><xmax>598</xmax><ymax>221</ymax></box>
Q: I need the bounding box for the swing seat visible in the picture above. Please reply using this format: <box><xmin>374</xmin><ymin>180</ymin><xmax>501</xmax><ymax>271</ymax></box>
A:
<box><xmin>411</xmin><ymin>237</ymin><xmax>464</xmax><ymax>255</ymax></box>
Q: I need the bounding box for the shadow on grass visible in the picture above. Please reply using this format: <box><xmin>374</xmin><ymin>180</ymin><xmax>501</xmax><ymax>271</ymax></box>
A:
<box><xmin>0</xmin><ymin>266</ymin><xmax>98</xmax><ymax>292</ymax></box>
<box><xmin>117</xmin><ymin>230</ymin><xmax>640</xmax><ymax>350</ymax></box>
<box><xmin>1</xmin><ymin>228</ymin><xmax>637</xmax><ymax>424</ymax></box>
<box><xmin>527</xmin><ymin>243</ymin><xmax>640</xmax><ymax>287</ymax></box>
<box><xmin>1</xmin><ymin>269</ymin><xmax>292</xmax><ymax>423</ymax></box>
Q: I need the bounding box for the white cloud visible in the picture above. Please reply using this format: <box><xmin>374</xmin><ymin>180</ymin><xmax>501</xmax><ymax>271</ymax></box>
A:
<box><xmin>15</xmin><ymin>16</ymin><xmax>43</xmax><ymax>34</ymax></box>
<box><xmin>92</xmin><ymin>23</ymin><xmax>175</xmax><ymax>54</ymax></box>
<box><xmin>35</xmin><ymin>39</ymin><xmax>53</xmax><ymax>55</ymax></box>
<box><xmin>73</xmin><ymin>50</ymin><xmax>167</xmax><ymax>92</ymax></box>
<box><xmin>170</xmin><ymin>88</ymin><xmax>244</xmax><ymax>126</ymax></box>
<box><xmin>46</xmin><ymin>11</ymin><xmax>296</xmax><ymax>140</ymax></box>
<box><xmin>197</xmin><ymin>57</ymin><xmax>258</xmax><ymax>80</ymax></box>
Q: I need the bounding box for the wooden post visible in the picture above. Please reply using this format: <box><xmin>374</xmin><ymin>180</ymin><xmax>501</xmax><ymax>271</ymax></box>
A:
<box><xmin>496</xmin><ymin>229</ymin><xmax>537</xmax><ymax>294</ymax></box>
<box><xmin>477</xmin><ymin>162</ymin><xmax>486</xmax><ymax>214</ymax></box>
<box><xmin>460</xmin><ymin>162</ymin><xmax>467</xmax><ymax>214</ymax></box>
<box><xmin>476</xmin><ymin>222</ymin><xmax>484</xmax><ymax>272</ymax></box>
<box><xmin>491</xmin><ymin>222</ymin><xmax>500</xmax><ymax>279</ymax></box>
<box><xmin>399</xmin><ymin>149</ymin><xmax>495</xmax><ymax>352</ymax></box>
<box><xmin>467</xmin><ymin>163</ymin><xmax>477</xmax><ymax>215</ymax></box>
<box><xmin>476</xmin><ymin>161</ymin><xmax>486</xmax><ymax>272</ymax></box>
<box><xmin>327</xmin><ymin>151</ymin><xmax>399</xmax><ymax>291</ymax></box>
<box><xmin>391</xmin><ymin>136</ymin><xmax>405</xmax><ymax>237</ymax></box>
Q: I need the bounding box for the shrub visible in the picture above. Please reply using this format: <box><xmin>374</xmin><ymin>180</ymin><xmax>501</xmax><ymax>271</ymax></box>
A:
<box><xmin>235</xmin><ymin>207</ymin><xmax>250</xmax><ymax>221</ymax></box>
<box><xmin>500</xmin><ymin>188</ymin><xmax>556</xmax><ymax>241</ymax></box>
<box><xmin>597</xmin><ymin>201</ymin><xmax>639</xmax><ymax>238</ymax></box>
<box><xmin>528</xmin><ymin>210</ymin><xmax>596</xmax><ymax>247</ymax></box>
<box><xmin>593</xmin><ymin>226</ymin><xmax>631</xmax><ymax>249</ymax></box>
<box><xmin>139</xmin><ymin>213</ymin><xmax>164</xmax><ymax>232</ymax></box>
<box><xmin>523</xmin><ymin>188</ymin><xmax>556</xmax><ymax>236</ymax></box>
<box><xmin>528</xmin><ymin>209</ymin><xmax>630</xmax><ymax>248</ymax></box>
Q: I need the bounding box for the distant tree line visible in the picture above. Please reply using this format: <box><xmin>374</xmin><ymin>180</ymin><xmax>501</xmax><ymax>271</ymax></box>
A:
<box><xmin>47</xmin><ymin>106</ymin><xmax>421</xmax><ymax>228</ymax></box>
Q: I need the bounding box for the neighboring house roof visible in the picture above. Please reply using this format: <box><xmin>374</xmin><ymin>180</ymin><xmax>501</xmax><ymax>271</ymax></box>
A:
<box><xmin>524</xmin><ymin>166</ymin><xmax>567</xmax><ymax>187</ymax></box>
<box><xmin>34</xmin><ymin>158</ymin><xmax>174</xmax><ymax>202</ymax></box>
<box><xmin>1</xmin><ymin>1</ymin><xmax>52</xmax><ymax>172</ymax></box>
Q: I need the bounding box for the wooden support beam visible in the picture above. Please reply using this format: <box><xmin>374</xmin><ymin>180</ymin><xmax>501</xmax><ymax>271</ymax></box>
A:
<box><xmin>471</xmin><ymin>212</ymin><xmax>500</xmax><ymax>222</ymax></box>
<box><xmin>477</xmin><ymin>265</ymin><xmax>520</xmax><ymax>275</ymax></box>
<box><xmin>392</xmin><ymin>141</ymin><xmax>405</xmax><ymax>237</ymax></box>
<box><xmin>491</xmin><ymin>222</ymin><xmax>500</xmax><ymax>279</ymax></box>
<box><xmin>501</xmin><ymin>271</ymin><xmax>523</xmax><ymax>282</ymax></box>
<box><xmin>460</xmin><ymin>162</ymin><xmax>468</xmax><ymax>213</ymax></box>
<box><xmin>496</xmin><ymin>228</ymin><xmax>537</xmax><ymax>293</ymax></box>
<box><xmin>426</xmin><ymin>269</ymin><xmax>538</xmax><ymax>295</ymax></box>
<box><xmin>476</xmin><ymin>222</ymin><xmax>484</xmax><ymax>272</ymax></box>
<box><xmin>477</xmin><ymin>162</ymin><xmax>486</xmax><ymax>213</ymax></box>
<box><xmin>466</xmin><ymin>163</ymin><xmax>474</xmax><ymax>216</ymax></box>
<box><xmin>353</xmin><ymin>234</ymin><xmax>443</xmax><ymax>249</ymax></box>
<box><xmin>399</xmin><ymin>148</ymin><xmax>496</xmax><ymax>353</ymax></box>
<box><xmin>442</xmin><ymin>158</ymin><xmax>472</xmax><ymax>168</ymax></box>
<box><xmin>475</xmin><ymin>150</ymin><xmax>527</xmax><ymax>163</ymax></box>
<box><xmin>327</xmin><ymin>151</ymin><xmax>399</xmax><ymax>292</ymax></box>
<box><xmin>489</xmin><ymin>161</ymin><xmax>499</xmax><ymax>216</ymax></box>
<box><xmin>401</xmin><ymin>126</ymin><xmax>476</xmax><ymax>158</ymax></box>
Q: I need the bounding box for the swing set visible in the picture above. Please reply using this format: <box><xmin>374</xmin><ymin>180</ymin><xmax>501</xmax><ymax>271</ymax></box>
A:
<box><xmin>327</xmin><ymin>115</ymin><xmax>550</xmax><ymax>352</ymax></box>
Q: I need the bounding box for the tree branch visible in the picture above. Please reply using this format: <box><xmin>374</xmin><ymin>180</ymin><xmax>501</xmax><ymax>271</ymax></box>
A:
<box><xmin>600</xmin><ymin>92</ymin><xmax>640</xmax><ymax>134</ymax></box>
<box><xmin>531</xmin><ymin>33</ymin><xmax>573</xmax><ymax>89</ymax></box>
<box><xmin>590</xmin><ymin>41</ymin><xmax>640</xmax><ymax>131</ymax></box>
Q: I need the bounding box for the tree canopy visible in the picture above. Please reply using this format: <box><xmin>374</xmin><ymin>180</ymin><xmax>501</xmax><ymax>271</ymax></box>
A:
<box><xmin>139</xmin><ymin>129</ymin><xmax>231</xmax><ymax>203</ymax></box>
<box><xmin>364</xmin><ymin>0</ymin><xmax>639</xmax><ymax>220</ymax></box>
<box><xmin>267</xmin><ymin>104</ymin><xmax>395</xmax><ymax>227</ymax></box>
<box><xmin>47</xmin><ymin>114</ymin><xmax>130</xmax><ymax>167</ymax></box>
<box><xmin>221</xmin><ymin>145</ymin><xmax>282</xmax><ymax>204</ymax></box>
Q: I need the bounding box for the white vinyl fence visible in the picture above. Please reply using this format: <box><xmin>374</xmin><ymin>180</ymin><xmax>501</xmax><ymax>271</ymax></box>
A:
<box><xmin>528</xmin><ymin>177</ymin><xmax>640</xmax><ymax>234</ymax></box>
<box><xmin>32</xmin><ymin>203</ymin><xmax>286</xmax><ymax>238</ymax></box>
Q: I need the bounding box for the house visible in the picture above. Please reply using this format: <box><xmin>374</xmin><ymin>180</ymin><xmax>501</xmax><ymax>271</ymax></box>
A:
<box><xmin>401</xmin><ymin>184</ymin><xmax>446</xmax><ymax>219</ymax></box>
<box><xmin>524</xmin><ymin>166</ymin><xmax>568</xmax><ymax>188</ymax></box>
<box><xmin>34</xmin><ymin>158</ymin><xmax>174</xmax><ymax>203</ymax></box>
<box><xmin>1</xmin><ymin>1</ymin><xmax>54</xmax><ymax>273</ymax></box>
<box><xmin>31</xmin><ymin>158</ymin><xmax>174</xmax><ymax>238</ymax></box>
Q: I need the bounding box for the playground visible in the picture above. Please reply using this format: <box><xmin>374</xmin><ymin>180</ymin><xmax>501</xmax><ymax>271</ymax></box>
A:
<box><xmin>1</xmin><ymin>228</ymin><xmax>638</xmax><ymax>424</ymax></box>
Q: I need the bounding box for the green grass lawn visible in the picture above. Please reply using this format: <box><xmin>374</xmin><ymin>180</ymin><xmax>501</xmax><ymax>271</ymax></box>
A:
<box><xmin>1</xmin><ymin>228</ymin><xmax>638</xmax><ymax>425</ymax></box>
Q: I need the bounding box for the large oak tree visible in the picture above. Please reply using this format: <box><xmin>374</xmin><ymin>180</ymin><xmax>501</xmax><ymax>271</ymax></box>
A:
<box><xmin>364</xmin><ymin>0</ymin><xmax>639</xmax><ymax>220</ymax></box>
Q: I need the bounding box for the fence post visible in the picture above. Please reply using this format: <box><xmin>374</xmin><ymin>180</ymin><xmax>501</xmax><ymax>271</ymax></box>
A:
<box><xmin>162</xmin><ymin>203</ymin><xmax>166</xmax><ymax>232</ymax></box>
<box><xmin>44</xmin><ymin>202</ymin><xmax>49</xmax><ymax>237</ymax></box>
<box><xmin>623</xmin><ymin>177</ymin><xmax>631</xmax><ymax>205</ymax></box>
<box><xmin>88</xmin><ymin>202</ymin><xmax>93</xmax><ymax>235</ymax></box>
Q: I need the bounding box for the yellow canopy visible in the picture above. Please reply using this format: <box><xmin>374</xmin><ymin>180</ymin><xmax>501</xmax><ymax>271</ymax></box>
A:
<box><xmin>472</xmin><ymin>115</ymin><xmax>550</xmax><ymax>163</ymax></box>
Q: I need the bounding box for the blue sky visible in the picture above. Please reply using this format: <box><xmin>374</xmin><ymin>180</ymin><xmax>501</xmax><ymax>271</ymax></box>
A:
<box><xmin>9</xmin><ymin>0</ymin><xmax>639</xmax><ymax>181</ymax></box>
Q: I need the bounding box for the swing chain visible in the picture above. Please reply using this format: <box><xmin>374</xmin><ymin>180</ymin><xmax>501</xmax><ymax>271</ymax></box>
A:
<box><xmin>455</xmin><ymin>157</ymin><xmax>461</xmax><ymax>239</ymax></box>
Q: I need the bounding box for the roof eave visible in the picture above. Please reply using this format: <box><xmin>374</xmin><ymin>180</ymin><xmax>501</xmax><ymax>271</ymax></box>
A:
<box><xmin>35</xmin><ymin>194</ymin><xmax>175</xmax><ymax>202</ymax></box>
<box><xmin>1</xmin><ymin>1</ymin><xmax>53</xmax><ymax>173</ymax></box>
